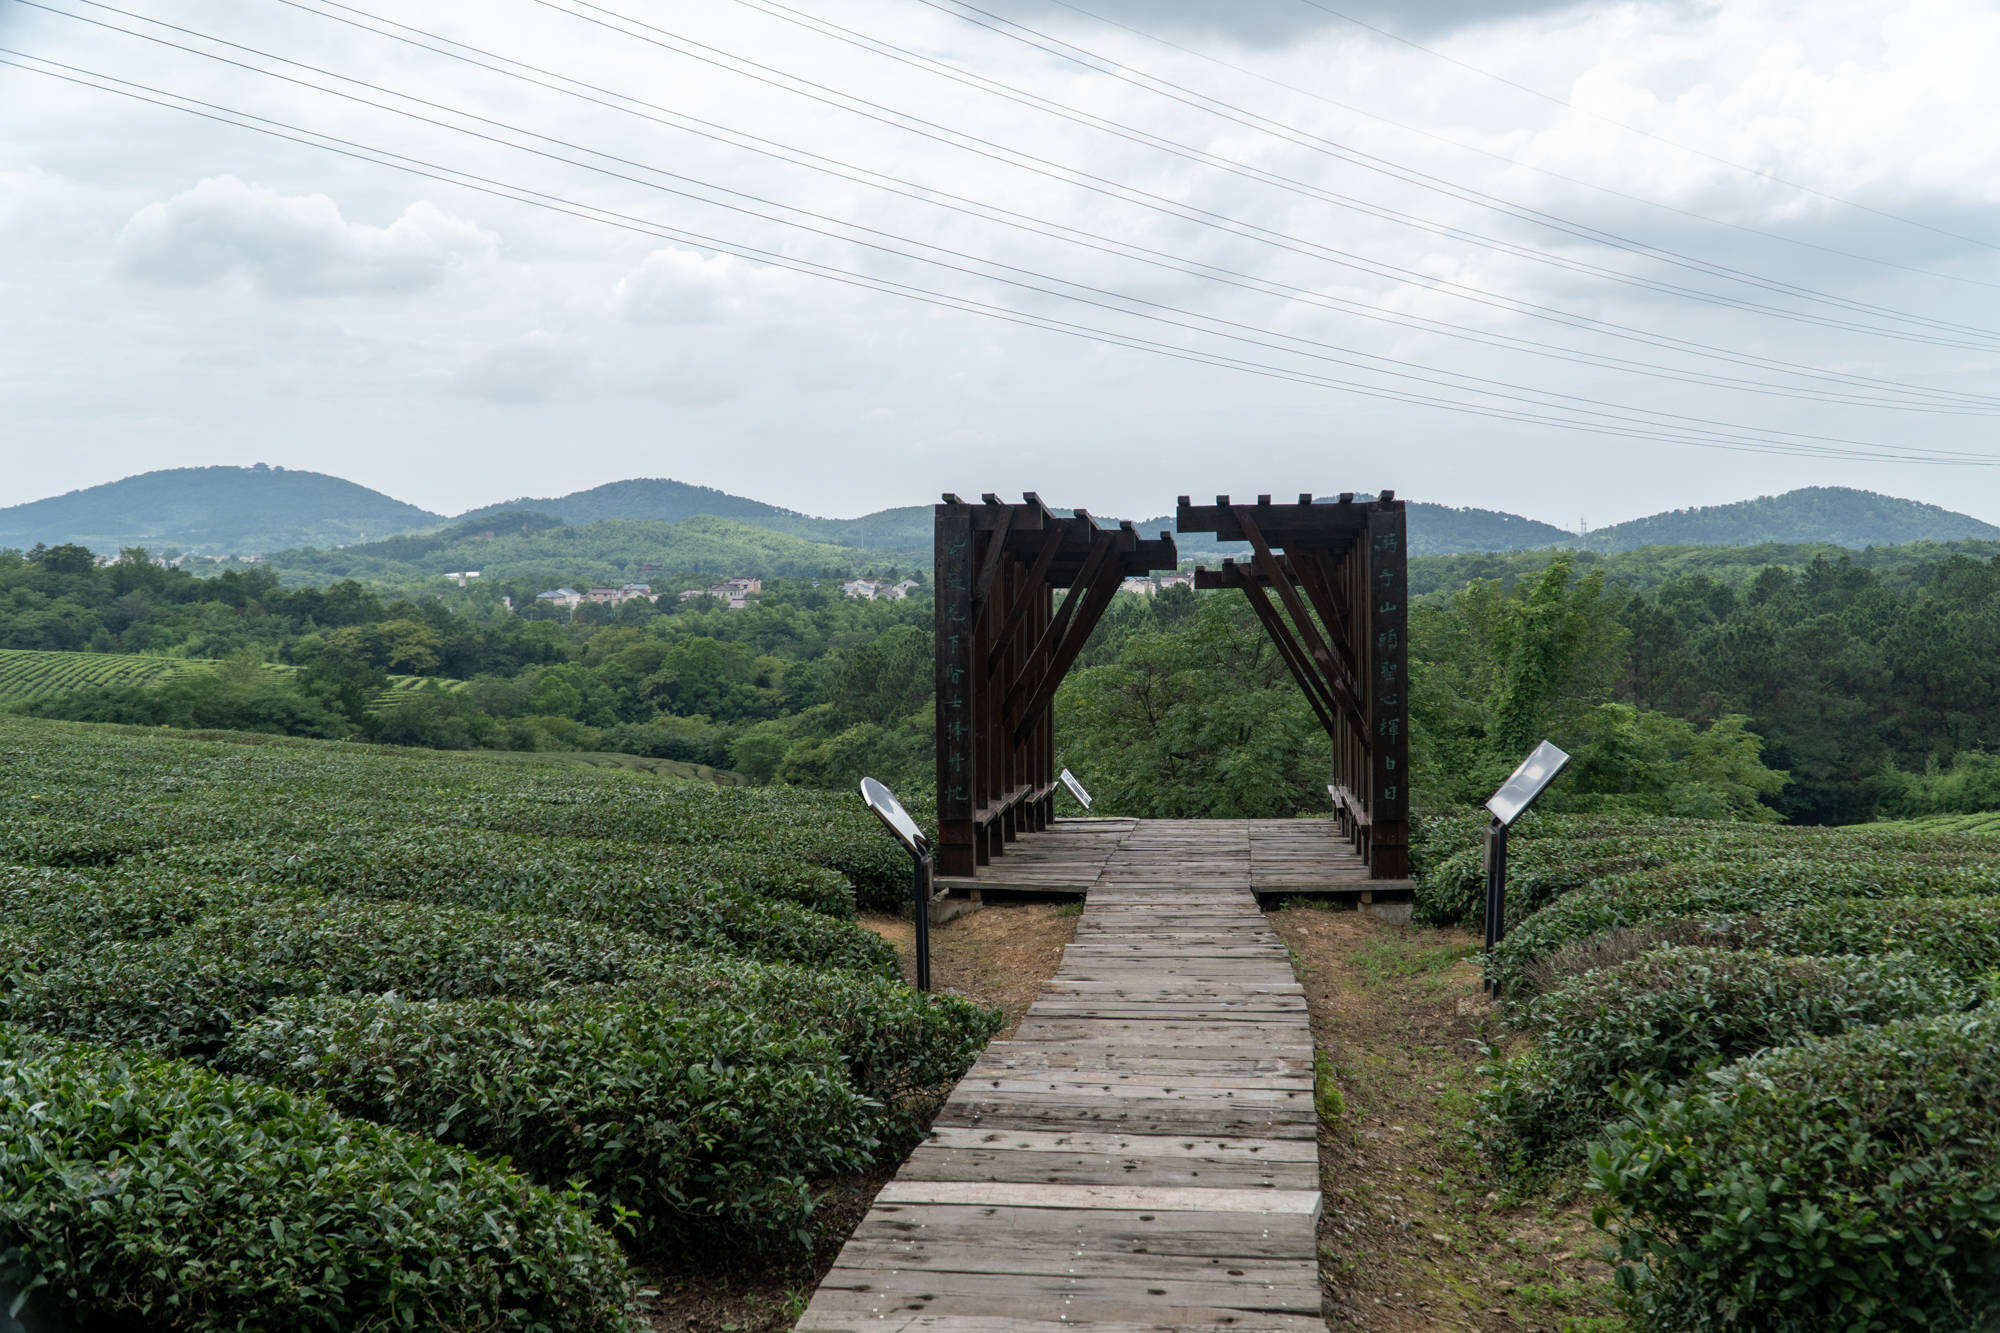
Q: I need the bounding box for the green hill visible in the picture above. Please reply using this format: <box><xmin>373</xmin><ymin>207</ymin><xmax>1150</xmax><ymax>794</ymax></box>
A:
<box><xmin>0</xmin><ymin>648</ymin><xmax>458</xmax><ymax>713</ymax></box>
<box><xmin>0</xmin><ymin>465</ymin><xmax>441</xmax><ymax>555</ymax></box>
<box><xmin>455</xmin><ymin>478</ymin><xmax>801</xmax><ymax>528</ymax></box>
<box><xmin>263</xmin><ymin>513</ymin><xmax>903</xmax><ymax>588</ymax></box>
<box><xmin>1582</xmin><ymin>487</ymin><xmax>2000</xmax><ymax>552</ymax></box>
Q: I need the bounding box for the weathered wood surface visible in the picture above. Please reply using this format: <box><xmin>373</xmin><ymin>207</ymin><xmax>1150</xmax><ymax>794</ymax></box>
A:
<box><xmin>939</xmin><ymin>817</ymin><xmax>1408</xmax><ymax>898</ymax></box>
<box><xmin>796</xmin><ymin>820</ymin><xmax>1325</xmax><ymax>1333</ymax></box>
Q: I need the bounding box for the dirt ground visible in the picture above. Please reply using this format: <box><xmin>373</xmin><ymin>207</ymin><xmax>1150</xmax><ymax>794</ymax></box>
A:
<box><xmin>642</xmin><ymin>899</ymin><xmax>1080</xmax><ymax>1332</ymax></box>
<box><xmin>1267</xmin><ymin>902</ymin><xmax>1625</xmax><ymax>1333</ymax></box>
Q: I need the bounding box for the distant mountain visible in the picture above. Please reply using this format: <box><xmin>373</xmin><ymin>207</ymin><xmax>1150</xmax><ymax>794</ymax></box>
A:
<box><xmin>1583</xmin><ymin>487</ymin><xmax>2000</xmax><ymax>553</ymax></box>
<box><xmin>1139</xmin><ymin>500</ymin><xmax>1575</xmax><ymax>558</ymax></box>
<box><xmin>0</xmin><ymin>465</ymin><xmax>442</xmax><ymax>556</ymax></box>
<box><xmin>456</xmin><ymin>478</ymin><xmax>801</xmax><ymax>527</ymax></box>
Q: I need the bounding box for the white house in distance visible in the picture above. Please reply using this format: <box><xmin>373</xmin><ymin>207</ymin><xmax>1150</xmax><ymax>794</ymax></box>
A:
<box><xmin>1116</xmin><ymin>571</ymin><xmax>1196</xmax><ymax>596</ymax></box>
<box><xmin>443</xmin><ymin>570</ymin><xmax>482</xmax><ymax>588</ymax></box>
<box><xmin>678</xmin><ymin>577</ymin><xmax>763</xmax><ymax>610</ymax></box>
<box><xmin>534</xmin><ymin>587</ymin><xmax>582</xmax><ymax>610</ymax></box>
<box><xmin>843</xmin><ymin>578</ymin><xmax>920</xmax><ymax>601</ymax></box>
<box><xmin>583</xmin><ymin>583</ymin><xmax>654</xmax><ymax>606</ymax></box>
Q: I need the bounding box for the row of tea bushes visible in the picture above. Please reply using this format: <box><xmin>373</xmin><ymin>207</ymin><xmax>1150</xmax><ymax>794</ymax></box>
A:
<box><xmin>1475</xmin><ymin>947</ymin><xmax>1972</xmax><ymax>1174</ymax></box>
<box><xmin>1445</xmin><ymin>804</ymin><xmax>2000</xmax><ymax>1330</ymax></box>
<box><xmin>0</xmin><ymin>715</ymin><xmax>918</xmax><ymax>912</ymax></box>
<box><xmin>1593</xmin><ymin>1005</ymin><xmax>2000</xmax><ymax>1330</ymax></box>
<box><xmin>0</xmin><ymin>1025</ymin><xmax>637</xmax><ymax>1332</ymax></box>
<box><xmin>1487</xmin><ymin>856</ymin><xmax>2000</xmax><ymax>995</ymax></box>
<box><xmin>0</xmin><ymin>893</ymin><xmax>998</xmax><ymax>1254</ymax></box>
<box><xmin>224</xmin><ymin>996</ymin><xmax>877</xmax><ymax>1257</ymax></box>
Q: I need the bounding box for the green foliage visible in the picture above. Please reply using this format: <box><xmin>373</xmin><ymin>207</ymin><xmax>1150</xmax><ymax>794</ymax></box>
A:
<box><xmin>1476</xmin><ymin>948</ymin><xmax>1969</xmax><ymax>1173</ymax></box>
<box><xmin>1591</xmin><ymin>1006</ymin><xmax>2000</xmax><ymax>1331</ymax></box>
<box><xmin>1055</xmin><ymin>594</ymin><xmax>1328</xmax><ymax>818</ymax></box>
<box><xmin>0</xmin><ymin>1025</ymin><xmax>635</xmax><ymax>1332</ymax></box>
<box><xmin>1489</xmin><ymin>855</ymin><xmax>2000</xmax><ymax>993</ymax></box>
<box><xmin>1732</xmin><ymin>896</ymin><xmax>2000</xmax><ymax>982</ymax></box>
<box><xmin>223</xmin><ymin>995</ymin><xmax>876</xmax><ymax>1258</ymax></box>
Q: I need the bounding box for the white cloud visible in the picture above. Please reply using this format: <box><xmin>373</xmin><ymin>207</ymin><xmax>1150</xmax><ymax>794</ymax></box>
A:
<box><xmin>449</xmin><ymin>330</ymin><xmax>577</xmax><ymax>404</ymax></box>
<box><xmin>115</xmin><ymin>175</ymin><xmax>496</xmax><ymax>298</ymax></box>
<box><xmin>609</xmin><ymin>246</ymin><xmax>799</xmax><ymax>325</ymax></box>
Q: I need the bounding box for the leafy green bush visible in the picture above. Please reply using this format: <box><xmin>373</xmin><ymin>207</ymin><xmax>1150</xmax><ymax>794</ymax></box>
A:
<box><xmin>2</xmin><ymin>898</ymin><xmax>707</xmax><ymax>1056</ymax></box>
<box><xmin>1477</xmin><ymin>948</ymin><xmax>1969</xmax><ymax>1173</ymax></box>
<box><xmin>1490</xmin><ymin>857</ymin><xmax>2000</xmax><ymax>993</ymax></box>
<box><xmin>223</xmin><ymin>994</ymin><xmax>875</xmax><ymax>1257</ymax></box>
<box><xmin>0</xmin><ymin>1025</ymin><xmax>635</xmax><ymax>1332</ymax></box>
<box><xmin>1592</xmin><ymin>1005</ymin><xmax>2000</xmax><ymax>1331</ymax></box>
<box><xmin>1732</xmin><ymin>896</ymin><xmax>2000</xmax><ymax>983</ymax></box>
<box><xmin>616</xmin><ymin>957</ymin><xmax>1002</xmax><ymax>1129</ymax></box>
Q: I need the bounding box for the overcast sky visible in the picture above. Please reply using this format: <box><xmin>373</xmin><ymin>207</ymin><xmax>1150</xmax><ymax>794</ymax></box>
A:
<box><xmin>3</xmin><ymin>0</ymin><xmax>1997</xmax><ymax>526</ymax></box>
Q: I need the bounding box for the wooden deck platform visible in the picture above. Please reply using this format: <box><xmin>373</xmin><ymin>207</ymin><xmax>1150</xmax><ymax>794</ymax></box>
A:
<box><xmin>936</xmin><ymin>817</ymin><xmax>1411</xmax><ymax>900</ymax></box>
<box><xmin>796</xmin><ymin>820</ymin><xmax>1331</xmax><ymax>1333</ymax></box>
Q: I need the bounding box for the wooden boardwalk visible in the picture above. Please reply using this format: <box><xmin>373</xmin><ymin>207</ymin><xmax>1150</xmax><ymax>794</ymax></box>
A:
<box><xmin>797</xmin><ymin>820</ymin><xmax>1326</xmax><ymax>1333</ymax></box>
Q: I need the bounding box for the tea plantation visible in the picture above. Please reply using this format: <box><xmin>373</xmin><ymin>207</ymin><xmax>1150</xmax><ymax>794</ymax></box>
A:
<box><xmin>0</xmin><ymin>715</ymin><xmax>997</xmax><ymax>1331</ymax></box>
<box><xmin>1412</xmin><ymin>810</ymin><xmax>2000</xmax><ymax>1331</ymax></box>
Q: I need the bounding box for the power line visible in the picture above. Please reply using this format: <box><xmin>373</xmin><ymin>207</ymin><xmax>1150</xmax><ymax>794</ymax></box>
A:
<box><xmin>736</xmin><ymin>0</ymin><xmax>2000</xmax><ymax>347</ymax></box>
<box><xmin>222</xmin><ymin>0</ymin><xmax>2000</xmax><ymax>414</ymax></box>
<box><xmin>1291</xmin><ymin>0</ymin><xmax>2000</xmax><ymax>255</ymax></box>
<box><xmin>2</xmin><ymin>49</ymin><xmax>1988</xmax><ymax>468</ymax></box>
<box><xmin>27</xmin><ymin>3</ymin><xmax>2000</xmax><ymax>458</ymax></box>
<box><xmin>530</xmin><ymin>0</ymin><xmax>2000</xmax><ymax>373</ymax></box>
<box><xmin>1030</xmin><ymin>0</ymin><xmax>2000</xmax><ymax>293</ymax></box>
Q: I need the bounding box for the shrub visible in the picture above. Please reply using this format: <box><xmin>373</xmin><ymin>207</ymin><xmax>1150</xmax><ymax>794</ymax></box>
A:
<box><xmin>1734</xmin><ymin>896</ymin><xmax>2000</xmax><ymax>983</ymax></box>
<box><xmin>0</xmin><ymin>1025</ymin><xmax>635</xmax><ymax>1332</ymax></box>
<box><xmin>1477</xmin><ymin>948</ymin><xmax>1970</xmax><ymax>1173</ymax></box>
<box><xmin>223</xmin><ymin>994</ymin><xmax>876</xmax><ymax>1258</ymax></box>
<box><xmin>2</xmin><ymin>898</ymin><xmax>703</xmax><ymax>1056</ymax></box>
<box><xmin>1592</xmin><ymin>1006</ymin><xmax>2000</xmax><ymax>1331</ymax></box>
<box><xmin>1490</xmin><ymin>857</ymin><xmax>2000</xmax><ymax>993</ymax></box>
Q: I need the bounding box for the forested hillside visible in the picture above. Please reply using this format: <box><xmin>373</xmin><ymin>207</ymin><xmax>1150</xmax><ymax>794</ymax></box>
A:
<box><xmin>1583</xmin><ymin>486</ymin><xmax>2000</xmax><ymax>551</ymax></box>
<box><xmin>0</xmin><ymin>465</ymin><xmax>441</xmax><ymax>555</ymax></box>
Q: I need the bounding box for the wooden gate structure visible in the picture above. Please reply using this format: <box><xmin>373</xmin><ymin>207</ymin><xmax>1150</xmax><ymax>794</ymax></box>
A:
<box><xmin>1179</xmin><ymin>492</ymin><xmax>1410</xmax><ymax>878</ymax></box>
<box><xmin>933</xmin><ymin>489</ymin><xmax>1408</xmax><ymax>881</ymax></box>
<box><xmin>932</xmin><ymin>494</ymin><xmax>1177</xmax><ymax>877</ymax></box>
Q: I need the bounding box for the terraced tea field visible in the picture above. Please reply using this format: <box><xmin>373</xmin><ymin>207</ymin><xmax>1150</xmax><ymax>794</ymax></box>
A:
<box><xmin>0</xmin><ymin>714</ymin><xmax>990</xmax><ymax>1332</ymax></box>
<box><xmin>0</xmin><ymin>646</ymin><xmax>459</xmax><ymax>712</ymax></box>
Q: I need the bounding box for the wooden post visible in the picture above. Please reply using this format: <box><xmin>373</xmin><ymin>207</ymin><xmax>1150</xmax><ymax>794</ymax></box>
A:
<box><xmin>1366</xmin><ymin>504</ymin><xmax>1410</xmax><ymax>878</ymax></box>
<box><xmin>935</xmin><ymin>500</ymin><xmax>977</xmax><ymax>876</ymax></box>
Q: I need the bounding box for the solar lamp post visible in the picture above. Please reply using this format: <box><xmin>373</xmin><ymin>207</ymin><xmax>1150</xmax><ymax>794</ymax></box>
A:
<box><xmin>860</xmin><ymin>776</ymin><xmax>934</xmax><ymax>992</ymax></box>
<box><xmin>1481</xmin><ymin>741</ymin><xmax>1572</xmax><ymax>997</ymax></box>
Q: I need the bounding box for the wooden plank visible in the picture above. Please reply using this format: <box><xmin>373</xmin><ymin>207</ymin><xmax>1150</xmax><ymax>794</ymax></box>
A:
<box><xmin>873</xmin><ymin>1182</ymin><xmax>1320</xmax><ymax>1214</ymax></box>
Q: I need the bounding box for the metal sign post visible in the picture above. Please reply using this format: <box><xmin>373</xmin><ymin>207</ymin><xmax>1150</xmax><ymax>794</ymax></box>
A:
<box><xmin>860</xmin><ymin>777</ymin><xmax>934</xmax><ymax>992</ymax></box>
<box><xmin>1058</xmin><ymin>768</ymin><xmax>1093</xmax><ymax>812</ymax></box>
<box><xmin>1480</xmin><ymin>741</ymin><xmax>1572</xmax><ymax>997</ymax></box>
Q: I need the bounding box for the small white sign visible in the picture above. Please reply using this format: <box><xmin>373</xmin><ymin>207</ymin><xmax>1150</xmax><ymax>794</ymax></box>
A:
<box><xmin>1059</xmin><ymin>768</ymin><xmax>1093</xmax><ymax>810</ymax></box>
<box><xmin>860</xmin><ymin>776</ymin><xmax>927</xmax><ymax>855</ymax></box>
<box><xmin>1484</xmin><ymin>741</ymin><xmax>1572</xmax><ymax>827</ymax></box>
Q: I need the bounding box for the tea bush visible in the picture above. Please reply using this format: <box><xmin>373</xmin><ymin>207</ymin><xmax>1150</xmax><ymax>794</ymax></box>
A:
<box><xmin>0</xmin><ymin>1025</ymin><xmax>636</xmax><ymax>1332</ymax></box>
<box><xmin>1477</xmin><ymin>947</ymin><xmax>1970</xmax><ymax>1173</ymax></box>
<box><xmin>223</xmin><ymin>994</ymin><xmax>874</xmax><ymax>1257</ymax></box>
<box><xmin>1731</xmin><ymin>896</ymin><xmax>2000</xmax><ymax>982</ymax></box>
<box><xmin>1488</xmin><ymin>857</ymin><xmax>2000</xmax><ymax>994</ymax></box>
<box><xmin>1592</xmin><ymin>1005</ymin><xmax>2000</xmax><ymax>1331</ymax></box>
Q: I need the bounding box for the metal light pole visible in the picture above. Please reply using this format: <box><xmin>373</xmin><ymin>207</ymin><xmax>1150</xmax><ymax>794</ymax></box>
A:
<box><xmin>1481</xmin><ymin>741</ymin><xmax>1572</xmax><ymax>997</ymax></box>
<box><xmin>860</xmin><ymin>777</ymin><xmax>934</xmax><ymax>992</ymax></box>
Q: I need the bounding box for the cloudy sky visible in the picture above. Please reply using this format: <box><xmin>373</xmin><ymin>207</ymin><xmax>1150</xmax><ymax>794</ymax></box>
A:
<box><xmin>3</xmin><ymin>0</ymin><xmax>1997</xmax><ymax>526</ymax></box>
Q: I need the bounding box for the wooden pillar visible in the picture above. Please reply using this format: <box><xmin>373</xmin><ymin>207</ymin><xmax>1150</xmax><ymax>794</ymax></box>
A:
<box><xmin>935</xmin><ymin>502</ymin><xmax>977</xmax><ymax>876</ymax></box>
<box><xmin>1366</xmin><ymin>505</ymin><xmax>1410</xmax><ymax>878</ymax></box>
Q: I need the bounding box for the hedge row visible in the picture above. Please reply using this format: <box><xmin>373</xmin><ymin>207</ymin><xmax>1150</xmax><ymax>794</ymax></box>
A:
<box><xmin>142</xmin><ymin>829</ymin><xmax>859</xmax><ymax>921</ymax></box>
<box><xmin>1476</xmin><ymin>947</ymin><xmax>1971</xmax><ymax>1173</ymax></box>
<box><xmin>0</xmin><ymin>1025</ymin><xmax>635</xmax><ymax>1332</ymax></box>
<box><xmin>224</xmin><ymin>996</ymin><xmax>875</xmax><ymax>1258</ymax></box>
<box><xmin>1488</xmin><ymin>857</ymin><xmax>2000</xmax><ymax>994</ymax></box>
<box><xmin>1732</xmin><ymin>896</ymin><xmax>2000</xmax><ymax>983</ymax></box>
<box><xmin>1592</xmin><ymin>1005</ymin><xmax>2000</xmax><ymax>1331</ymax></box>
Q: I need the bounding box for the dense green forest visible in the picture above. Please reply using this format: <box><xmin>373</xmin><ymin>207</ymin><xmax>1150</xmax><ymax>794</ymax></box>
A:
<box><xmin>5</xmin><ymin>536</ymin><xmax>1999</xmax><ymax>825</ymax></box>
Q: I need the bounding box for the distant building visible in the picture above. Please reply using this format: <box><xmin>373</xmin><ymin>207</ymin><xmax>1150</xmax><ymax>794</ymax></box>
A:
<box><xmin>444</xmin><ymin>570</ymin><xmax>482</xmax><ymax>588</ymax></box>
<box><xmin>677</xmin><ymin>577</ymin><xmax>762</xmax><ymax>610</ymax></box>
<box><xmin>535</xmin><ymin>587</ymin><xmax>582</xmax><ymax>610</ymax></box>
<box><xmin>843</xmin><ymin>577</ymin><xmax>921</xmax><ymax>601</ymax></box>
<box><xmin>1119</xmin><ymin>576</ymin><xmax>1158</xmax><ymax>596</ymax></box>
<box><xmin>1157</xmin><ymin>571</ymin><xmax>1195</xmax><ymax>591</ymax></box>
<box><xmin>582</xmin><ymin>583</ymin><xmax>654</xmax><ymax>605</ymax></box>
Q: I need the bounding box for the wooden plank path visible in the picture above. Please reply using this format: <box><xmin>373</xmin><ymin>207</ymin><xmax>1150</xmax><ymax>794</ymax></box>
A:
<box><xmin>796</xmin><ymin>820</ymin><xmax>1326</xmax><ymax>1333</ymax></box>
